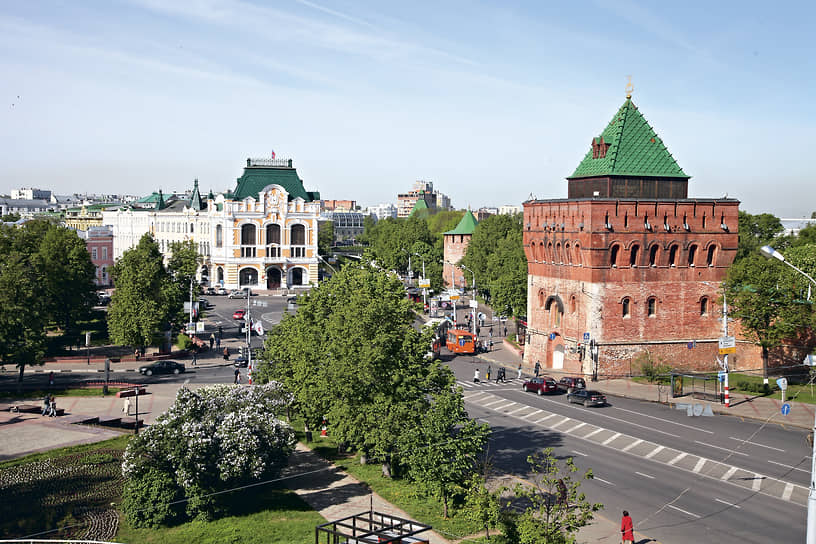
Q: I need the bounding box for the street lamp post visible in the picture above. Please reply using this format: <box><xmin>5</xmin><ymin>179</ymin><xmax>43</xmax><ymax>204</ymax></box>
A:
<box><xmin>443</xmin><ymin>260</ymin><xmax>458</xmax><ymax>328</ymax></box>
<box><xmin>759</xmin><ymin>245</ymin><xmax>816</xmax><ymax>544</ymax></box>
<box><xmin>413</xmin><ymin>253</ymin><xmax>427</xmax><ymax>309</ymax></box>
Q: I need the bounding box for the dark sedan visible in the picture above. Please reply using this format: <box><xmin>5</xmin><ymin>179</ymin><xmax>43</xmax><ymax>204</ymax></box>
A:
<box><xmin>567</xmin><ymin>389</ymin><xmax>607</xmax><ymax>407</ymax></box>
<box><xmin>557</xmin><ymin>376</ymin><xmax>587</xmax><ymax>391</ymax></box>
<box><xmin>522</xmin><ymin>377</ymin><xmax>558</xmax><ymax>395</ymax></box>
<box><xmin>138</xmin><ymin>360</ymin><xmax>186</xmax><ymax>376</ymax></box>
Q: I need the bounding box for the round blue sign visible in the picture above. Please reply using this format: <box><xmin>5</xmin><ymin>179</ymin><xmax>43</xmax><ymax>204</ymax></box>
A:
<box><xmin>781</xmin><ymin>403</ymin><xmax>791</xmax><ymax>416</ymax></box>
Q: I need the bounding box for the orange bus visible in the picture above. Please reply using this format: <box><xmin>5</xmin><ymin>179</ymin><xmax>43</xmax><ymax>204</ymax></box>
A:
<box><xmin>446</xmin><ymin>329</ymin><xmax>476</xmax><ymax>355</ymax></box>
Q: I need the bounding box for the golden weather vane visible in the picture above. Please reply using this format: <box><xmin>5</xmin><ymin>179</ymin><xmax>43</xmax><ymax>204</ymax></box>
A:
<box><xmin>625</xmin><ymin>75</ymin><xmax>634</xmax><ymax>99</ymax></box>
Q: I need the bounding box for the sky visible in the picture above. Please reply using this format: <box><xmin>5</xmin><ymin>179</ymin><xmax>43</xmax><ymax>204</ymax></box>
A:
<box><xmin>1</xmin><ymin>0</ymin><xmax>814</xmax><ymax>216</ymax></box>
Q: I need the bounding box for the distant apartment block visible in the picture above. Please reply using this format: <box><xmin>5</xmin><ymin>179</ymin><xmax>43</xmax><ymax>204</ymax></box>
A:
<box><xmin>0</xmin><ymin>198</ymin><xmax>58</xmax><ymax>217</ymax></box>
<box><xmin>397</xmin><ymin>180</ymin><xmax>451</xmax><ymax>217</ymax></box>
<box><xmin>11</xmin><ymin>188</ymin><xmax>52</xmax><ymax>201</ymax></box>
<box><xmin>320</xmin><ymin>199</ymin><xmax>356</xmax><ymax>212</ymax></box>
<box><xmin>476</xmin><ymin>207</ymin><xmax>498</xmax><ymax>221</ymax></box>
<box><xmin>366</xmin><ymin>203</ymin><xmax>397</xmax><ymax>220</ymax></box>
<box><xmin>499</xmin><ymin>204</ymin><xmax>522</xmax><ymax>215</ymax></box>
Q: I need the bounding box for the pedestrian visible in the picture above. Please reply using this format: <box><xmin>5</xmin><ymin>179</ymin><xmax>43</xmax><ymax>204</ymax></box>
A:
<box><xmin>234</xmin><ymin>367</ymin><xmax>240</xmax><ymax>384</ymax></box>
<box><xmin>191</xmin><ymin>347</ymin><xmax>197</xmax><ymax>366</ymax></box>
<box><xmin>48</xmin><ymin>371</ymin><xmax>54</xmax><ymax>387</ymax></box>
<box><xmin>123</xmin><ymin>397</ymin><xmax>131</xmax><ymax>416</ymax></box>
<box><xmin>504</xmin><ymin>325</ymin><xmax>508</xmax><ymax>337</ymax></box>
<box><xmin>486</xmin><ymin>365</ymin><xmax>492</xmax><ymax>381</ymax></box>
<box><xmin>489</xmin><ymin>339</ymin><xmax>494</xmax><ymax>351</ymax></box>
<box><xmin>209</xmin><ymin>333</ymin><xmax>215</xmax><ymax>350</ymax></box>
<box><xmin>501</xmin><ymin>367</ymin><xmax>507</xmax><ymax>382</ymax></box>
<box><xmin>476</xmin><ymin>325</ymin><xmax>481</xmax><ymax>337</ymax></box>
<box><xmin>41</xmin><ymin>395</ymin><xmax>50</xmax><ymax>416</ymax></box>
<box><xmin>49</xmin><ymin>398</ymin><xmax>57</xmax><ymax>417</ymax></box>
<box><xmin>517</xmin><ymin>363</ymin><xmax>522</xmax><ymax>379</ymax></box>
<box><xmin>216</xmin><ymin>336</ymin><xmax>221</xmax><ymax>350</ymax></box>
<box><xmin>489</xmin><ymin>328</ymin><xmax>493</xmax><ymax>339</ymax></box>
<box><xmin>534</xmin><ymin>360</ymin><xmax>541</xmax><ymax>377</ymax></box>
<box><xmin>304</xmin><ymin>423</ymin><xmax>313</xmax><ymax>442</ymax></box>
<box><xmin>621</xmin><ymin>510</ymin><xmax>634</xmax><ymax>544</ymax></box>
<box><xmin>223</xmin><ymin>347</ymin><xmax>229</xmax><ymax>361</ymax></box>
<box><xmin>473</xmin><ymin>368</ymin><xmax>480</xmax><ymax>383</ymax></box>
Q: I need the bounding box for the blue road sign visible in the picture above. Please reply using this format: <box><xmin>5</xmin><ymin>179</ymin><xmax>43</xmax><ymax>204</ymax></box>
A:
<box><xmin>549</xmin><ymin>333</ymin><xmax>557</xmax><ymax>340</ymax></box>
<box><xmin>583</xmin><ymin>332</ymin><xmax>590</xmax><ymax>341</ymax></box>
<box><xmin>781</xmin><ymin>403</ymin><xmax>791</xmax><ymax>416</ymax></box>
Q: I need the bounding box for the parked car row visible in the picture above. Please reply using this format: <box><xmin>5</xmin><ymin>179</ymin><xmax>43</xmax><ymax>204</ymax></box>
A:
<box><xmin>521</xmin><ymin>375</ymin><xmax>606</xmax><ymax>407</ymax></box>
<box><xmin>203</xmin><ymin>286</ymin><xmax>229</xmax><ymax>296</ymax></box>
<box><xmin>138</xmin><ymin>360</ymin><xmax>185</xmax><ymax>376</ymax></box>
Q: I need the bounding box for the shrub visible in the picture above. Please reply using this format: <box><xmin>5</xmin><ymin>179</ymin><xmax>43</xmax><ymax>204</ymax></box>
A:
<box><xmin>176</xmin><ymin>333</ymin><xmax>193</xmax><ymax>351</ymax></box>
<box><xmin>122</xmin><ymin>467</ymin><xmax>179</xmax><ymax>528</ymax></box>
<box><xmin>635</xmin><ymin>351</ymin><xmax>672</xmax><ymax>384</ymax></box>
<box><xmin>734</xmin><ymin>380</ymin><xmax>774</xmax><ymax>394</ymax></box>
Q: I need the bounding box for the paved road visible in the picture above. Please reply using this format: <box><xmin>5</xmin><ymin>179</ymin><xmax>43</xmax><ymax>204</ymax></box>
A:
<box><xmin>447</xmin><ymin>356</ymin><xmax>807</xmax><ymax>543</ymax></box>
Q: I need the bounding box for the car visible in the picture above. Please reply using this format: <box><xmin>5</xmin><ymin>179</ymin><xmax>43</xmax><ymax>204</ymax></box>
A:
<box><xmin>228</xmin><ymin>289</ymin><xmax>247</xmax><ymax>299</ymax></box>
<box><xmin>138</xmin><ymin>360</ymin><xmax>185</xmax><ymax>376</ymax></box>
<box><xmin>214</xmin><ymin>287</ymin><xmax>228</xmax><ymax>296</ymax></box>
<box><xmin>557</xmin><ymin>376</ymin><xmax>587</xmax><ymax>392</ymax></box>
<box><xmin>233</xmin><ymin>309</ymin><xmax>246</xmax><ymax>320</ymax></box>
<box><xmin>204</xmin><ymin>287</ymin><xmax>216</xmax><ymax>296</ymax></box>
<box><xmin>567</xmin><ymin>389</ymin><xmax>607</xmax><ymax>407</ymax></box>
<box><xmin>198</xmin><ymin>298</ymin><xmax>212</xmax><ymax>309</ymax></box>
<box><xmin>234</xmin><ymin>348</ymin><xmax>263</xmax><ymax>367</ymax></box>
<box><xmin>522</xmin><ymin>377</ymin><xmax>558</xmax><ymax>395</ymax></box>
<box><xmin>96</xmin><ymin>292</ymin><xmax>111</xmax><ymax>305</ymax></box>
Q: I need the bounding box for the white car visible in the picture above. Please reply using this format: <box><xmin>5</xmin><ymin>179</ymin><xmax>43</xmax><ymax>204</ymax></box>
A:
<box><xmin>228</xmin><ymin>290</ymin><xmax>247</xmax><ymax>299</ymax></box>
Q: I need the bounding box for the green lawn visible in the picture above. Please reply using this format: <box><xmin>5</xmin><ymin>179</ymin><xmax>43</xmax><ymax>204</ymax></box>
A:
<box><xmin>296</xmin><ymin>423</ymin><xmax>483</xmax><ymax>542</ymax></box>
<box><xmin>0</xmin><ymin>387</ymin><xmax>121</xmax><ymax>400</ymax></box>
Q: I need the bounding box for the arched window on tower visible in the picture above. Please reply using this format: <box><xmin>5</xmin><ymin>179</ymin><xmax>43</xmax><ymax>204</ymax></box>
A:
<box><xmin>630</xmin><ymin>244</ymin><xmax>640</xmax><ymax>267</ymax></box>
<box><xmin>700</xmin><ymin>297</ymin><xmax>709</xmax><ymax>316</ymax></box>
<box><xmin>706</xmin><ymin>245</ymin><xmax>717</xmax><ymax>267</ymax></box>
<box><xmin>610</xmin><ymin>244</ymin><xmax>620</xmax><ymax>268</ymax></box>
<box><xmin>688</xmin><ymin>244</ymin><xmax>698</xmax><ymax>267</ymax></box>
<box><xmin>622</xmin><ymin>297</ymin><xmax>631</xmax><ymax>318</ymax></box>
<box><xmin>647</xmin><ymin>297</ymin><xmax>657</xmax><ymax>317</ymax></box>
<box><xmin>668</xmin><ymin>244</ymin><xmax>679</xmax><ymax>267</ymax></box>
<box><xmin>649</xmin><ymin>244</ymin><xmax>659</xmax><ymax>267</ymax></box>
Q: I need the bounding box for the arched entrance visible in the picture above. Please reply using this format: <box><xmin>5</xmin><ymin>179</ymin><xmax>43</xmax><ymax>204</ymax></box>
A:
<box><xmin>216</xmin><ymin>266</ymin><xmax>224</xmax><ymax>285</ymax></box>
<box><xmin>200</xmin><ymin>265</ymin><xmax>209</xmax><ymax>285</ymax></box>
<box><xmin>552</xmin><ymin>344</ymin><xmax>565</xmax><ymax>370</ymax></box>
<box><xmin>289</xmin><ymin>267</ymin><xmax>304</xmax><ymax>286</ymax></box>
<box><xmin>239</xmin><ymin>268</ymin><xmax>258</xmax><ymax>287</ymax></box>
<box><xmin>267</xmin><ymin>267</ymin><xmax>282</xmax><ymax>289</ymax></box>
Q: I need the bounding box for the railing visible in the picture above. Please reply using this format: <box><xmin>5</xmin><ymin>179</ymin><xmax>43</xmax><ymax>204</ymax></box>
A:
<box><xmin>240</xmin><ymin>246</ymin><xmax>256</xmax><ymax>258</ymax></box>
<box><xmin>291</xmin><ymin>246</ymin><xmax>306</xmax><ymax>258</ymax></box>
<box><xmin>266</xmin><ymin>245</ymin><xmax>280</xmax><ymax>258</ymax></box>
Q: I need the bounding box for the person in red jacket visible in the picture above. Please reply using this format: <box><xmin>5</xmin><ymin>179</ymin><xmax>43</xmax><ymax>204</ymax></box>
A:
<box><xmin>621</xmin><ymin>510</ymin><xmax>634</xmax><ymax>544</ymax></box>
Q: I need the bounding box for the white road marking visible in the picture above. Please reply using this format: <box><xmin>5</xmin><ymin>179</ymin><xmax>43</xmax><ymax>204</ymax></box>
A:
<box><xmin>667</xmin><ymin>504</ymin><xmax>701</xmax><ymax>518</ymax></box>
<box><xmin>522</xmin><ymin>409</ymin><xmax>544</xmax><ymax>419</ymax></box>
<box><xmin>694</xmin><ymin>440</ymin><xmax>749</xmax><ymax>457</ymax></box>
<box><xmin>621</xmin><ymin>438</ymin><xmax>644</xmax><ymax>452</ymax></box>
<box><xmin>783</xmin><ymin>483</ymin><xmax>795</xmax><ymax>501</ymax></box>
<box><xmin>635</xmin><ymin>471</ymin><xmax>655</xmax><ymax>479</ymax></box>
<box><xmin>721</xmin><ymin>466</ymin><xmax>738</xmax><ymax>481</ymax></box>
<box><xmin>602</xmin><ymin>432</ymin><xmax>622</xmax><ymax>445</ymax></box>
<box><xmin>583</xmin><ymin>427</ymin><xmax>603</xmax><ymax>439</ymax></box>
<box><xmin>568</xmin><ymin>409</ymin><xmax>682</xmax><ymax>438</ymax></box>
<box><xmin>549</xmin><ymin>417</ymin><xmax>572</xmax><ymax>429</ymax></box>
<box><xmin>668</xmin><ymin>452</ymin><xmax>687</xmax><ymax>465</ymax></box>
<box><xmin>464</xmin><ymin>392</ymin><xmax>492</xmax><ymax>401</ymax></box>
<box><xmin>612</xmin><ymin>406</ymin><xmax>714</xmax><ymax>434</ymax></box>
<box><xmin>767</xmin><ymin>460</ymin><xmax>810</xmax><ymax>474</ymax></box>
<box><xmin>594</xmin><ymin>476</ymin><xmax>615</xmax><ymax>486</ymax></box>
<box><xmin>645</xmin><ymin>445</ymin><xmax>665</xmax><ymax>459</ymax></box>
<box><xmin>535</xmin><ymin>414</ymin><xmax>557</xmax><ymax>424</ymax></box>
<box><xmin>506</xmin><ymin>406</ymin><xmax>529</xmax><ymax>416</ymax></box>
<box><xmin>571</xmin><ymin>450</ymin><xmax>587</xmax><ymax>456</ymax></box>
<box><xmin>565</xmin><ymin>422</ymin><xmax>587</xmax><ymax>433</ymax></box>
<box><xmin>183</xmin><ymin>379</ymin><xmax>191</xmax><ymax>385</ymax></box>
<box><xmin>729</xmin><ymin>436</ymin><xmax>785</xmax><ymax>452</ymax></box>
<box><xmin>752</xmin><ymin>474</ymin><xmax>763</xmax><ymax>491</ymax></box>
<box><xmin>693</xmin><ymin>458</ymin><xmax>707</xmax><ymax>473</ymax></box>
<box><xmin>715</xmin><ymin>498</ymin><xmax>741</xmax><ymax>509</ymax></box>
<box><xmin>493</xmin><ymin>402</ymin><xmax>517</xmax><ymax>411</ymax></box>
<box><xmin>482</xmin><ymin>399</ymin><xmax>508</xmax><ymax>408</ymax></box>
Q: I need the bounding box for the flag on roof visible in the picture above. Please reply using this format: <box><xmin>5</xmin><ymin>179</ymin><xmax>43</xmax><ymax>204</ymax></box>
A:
<box><xmin>271</xmin><ymin>149</ymin><xmax>276</xmax><ymax>159</ymax></box>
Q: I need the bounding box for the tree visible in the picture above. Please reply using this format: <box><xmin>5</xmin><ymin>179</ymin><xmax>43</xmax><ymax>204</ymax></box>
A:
<box><xmin>0</xmin><ymin>253</ymin><xmax>47</xmax><ymax>381</ymax></box>
<box><xmin>399</xmin><ymin>390</ymin><xmax>490</xmax><ymax>518</ymax></box>
<box><xmin>167</xmin><ymin>239</ymin><xmax>201</xmax><ymax>291</ymax></box>
<box><xmin>108</xmin><ymin>234</ymin><xmax>181</xmax><ymax>350</ymax></box>
<box><xmin>736</xmin><ymin>211</ymin><xmax>785</xmax><ymax>261</ymax></box>
<box><xmin>37</xmin><ymin>226</ymin><xmax>96</xmax><ymax>331</ymax></box>
<box><xmin>465</xmin><ymin>474</ymin><xmax>505</xmax><ymax>541</ymax></box>
<box><xmin>121</xmin><ymin>383</ymin><xmax>295</xmax><ymax>526</ymax></box>
<box><xmin>318</xmin><ymin>220</ymin><xmax>334</xmax><ymax>255</ymax></box>
<box><xmin>427</xmin><ymin>210</ymin><xmax>465</xmax><ymax>237</ymax></box>
<box><xmin>462</xmin><ymin>213</ymin><xmax>527</xmax><ymax>315</ymax></box>
<box><xmin>506</xmin><ymin>449</ymin><xmax>602</xmax><ymax>544</ymax></box>
<box><xmin>725</xmin><ymin>251</ymin><xmax>816</xmax><ymax>379</ymax></box>
<box><xmin>257</xmin><ymin>263</ymin><xmax>455</xmax><ymax>472</ymax></box>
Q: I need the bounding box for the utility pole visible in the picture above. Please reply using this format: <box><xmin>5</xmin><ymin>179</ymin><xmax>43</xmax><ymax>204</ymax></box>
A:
<box><xmin>722</xmin><ymin>292</ymin><xmax>730</xmax><ymax>408</ymax></box>
<box><xmin>245</xmin><ymin>288</ymin><xmax>251</xmax><ymax>383</ymax></box>
<box><xmin>188</xmin><ymin>276</ymin><xmax>194</xmax><ymax>333</ymax></box>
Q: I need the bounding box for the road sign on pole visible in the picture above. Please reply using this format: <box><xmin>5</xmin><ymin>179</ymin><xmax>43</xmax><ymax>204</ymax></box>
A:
<box><xmin>583</xmin><ymin>332</ymin><xmax>590</xmax><ymax>341</ymax></box>
<box><xmin>718</xmin><ymin>336</ymin><xmax>736</xmax><ymax>354</ymax></box>
<box><xmin>782</xmin><ymin>403</ymin><xmax>791</xmax><ymax>416</ymax></box>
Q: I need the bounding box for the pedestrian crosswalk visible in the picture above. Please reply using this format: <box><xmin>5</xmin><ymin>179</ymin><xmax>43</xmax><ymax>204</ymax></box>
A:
<box><xmin>456</xmin><ymin>377</ymin><xmax>527</xmax><ymax>389</ymax></box>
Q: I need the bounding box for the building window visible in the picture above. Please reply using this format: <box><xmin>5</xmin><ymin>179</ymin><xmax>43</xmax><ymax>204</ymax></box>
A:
<box><xmin>688</xmin><ymin>244</ymin><xmax>698</xmax><ymax>267</ymax></box>
<box><xmin>190</xmin><ymin>223</ymin><xmax>194</xmax><ymax>233</ymax></box>
<box><xmin>241</xmin><ymin>224</ymin><xmax>257</xmax><ymax>257</ymax></box>
<box><xmin>706</xmin><ymin>245</ymin><xmax>716</xmax><ymax>267</ymax></box>
<box><xmin>649</xmin><ymin>244</ymin><xmax>659</xmax><ymax>267</ymax></box>
<box><xmin>574</xmin><ymin>244</ymin><xmax>581</xmax><ymax>266</ymax></box>
<box><xmin>539</xmin><ymin>290</ymin><xmax>545</xmax><ymax>307</ymax></box>
<box><xmin>624</xmin><ymin>213</ymin><xmax>629</xmax><ymax>229</ymax></box>
<box><xmin>610</xmin><ymin>244</ymin><xmax>620</xmax><ymax>268</ymax></box>
<box><xmin>622</xmin><ymin>297</ymin><xmax>631</xmax><ymax>318</ymax></box>
<box><xmin>700</xmin><ymin>297</ymin><xmax>709</xmax><ymax>316</ymax></box>
<box><xmin>669</xmin><ymin>244</ymin><xmax>678</xmax><ymax>267</ymax></box>
<box><xmin>564</xmin><ymin>243</ymin><xmax>571</xmax><ymax>265</ymax></box>
<box><xmin>630</xmin><ymin>244</ymin><xmax>640</xmax><ymax>267</ymax></box>
<box><xmin>556</xmin><ymin>242</ymin><xmax>562</xmax><ymax>264</ymax></box>
<box><xmin>102</xmin><ymin>247</ymin><xmax>107</xmax><ymax>260</ymax></box>
<box><xmin>570</xmin><ymin>295</ymin><xmax>577</xmax><ymax>313</ymax></box>
<box><xmin>91</xmin><ymin>248</ymin><xmax>97</xmax><ymax>260</ymax></box>
<box><xmin>647</xmin><ymin>297</ymin><xmax>656</xmax><ymax>317</ymax></box>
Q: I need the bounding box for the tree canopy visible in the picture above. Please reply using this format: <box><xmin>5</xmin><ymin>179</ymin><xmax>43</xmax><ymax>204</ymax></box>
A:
<box><xmin>108</xmin><ymin>233</ymin><xmax>182</xmax><ymax>349</ymax></box>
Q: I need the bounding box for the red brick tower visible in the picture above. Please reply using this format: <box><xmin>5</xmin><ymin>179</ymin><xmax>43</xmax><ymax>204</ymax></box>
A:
<box><xmin>523</xmin><ymin>95</ymin><xmax>739</xmax><ymax>376</ymax></box>
<box><xmin>443</xmin><ymin>210</ymin><xmax>478</xmax><ymax>289</ymax></box>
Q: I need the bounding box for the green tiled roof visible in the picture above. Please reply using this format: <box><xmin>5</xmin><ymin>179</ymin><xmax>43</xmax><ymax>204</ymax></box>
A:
<box><xmin>232</xmin><ymin>159</ymin><xmax>316</xmax><ymax>202</ymax></box>
<box><xmin>409</xmin><ymin>198</ymin><xmax>429</xmax><ymax>217</ymax></box>
<box><xmin>444</xmin><ymin>209</ymin><xmax>478</xmax><ymax>235</ymax></box>
<box><xmin>569</xmin><ymin>98</ymin><xmax>689</xmax><ymax>179</ymax></box>
<box><xmin>189</xmin><ymin>179</ymin><xmax>204</xmax><ymax>211</ymax></box>
<box><xmin>136</xmin><ymin>192</ymin><xmax>162</xmax><ymax>204</ymax></box>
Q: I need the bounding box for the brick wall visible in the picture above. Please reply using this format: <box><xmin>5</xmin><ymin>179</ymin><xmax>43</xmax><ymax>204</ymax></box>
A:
<box><xmin>443</xmin><ymin>233</ymin><xmax>471</xmax><ymax>289</ymax></box>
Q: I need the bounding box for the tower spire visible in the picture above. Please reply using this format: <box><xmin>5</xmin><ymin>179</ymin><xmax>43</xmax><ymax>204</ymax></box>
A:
<box><xmin>625</xmin><ymin>75</ymin><xmax>634</xmax><ymax>99</ymax></box>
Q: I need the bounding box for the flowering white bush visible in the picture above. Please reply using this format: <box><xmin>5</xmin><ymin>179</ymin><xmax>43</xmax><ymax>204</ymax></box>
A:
<box><xmin>122</xmin><ymin>382</ymin><xmax>295</xmax><ymax>526</ymax></box>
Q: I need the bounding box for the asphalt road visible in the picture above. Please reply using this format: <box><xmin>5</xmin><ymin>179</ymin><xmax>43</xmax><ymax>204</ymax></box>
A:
<box><xmin>446</xmin><ymin>354</ymin><xmax>807</xmax><ymax>544</ymax></box>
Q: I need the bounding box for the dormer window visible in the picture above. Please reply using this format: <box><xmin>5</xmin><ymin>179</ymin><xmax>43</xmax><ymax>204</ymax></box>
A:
<box><xmin>592</xmin><ymin>136</ymin><xmax>611</xmax><ymax>159</ymax></box>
